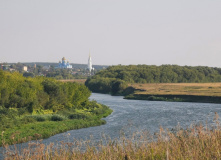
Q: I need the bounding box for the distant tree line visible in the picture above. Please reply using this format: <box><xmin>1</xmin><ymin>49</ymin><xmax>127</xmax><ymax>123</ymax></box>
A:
<box><xmin>45</xmin><ymin>68</ymin><xmax>86</xmax><ymax>80</ymax></box>
<box><xmin>85</xmin><ymin>65</ymin><xmax>221</xmax><ymax>94</ymax></box>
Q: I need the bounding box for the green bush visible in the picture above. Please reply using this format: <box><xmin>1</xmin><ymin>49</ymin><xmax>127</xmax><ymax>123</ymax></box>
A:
<box><xmin>51</xmin><ymin>114</ymin><xmax>66</xmax><ymax>121</ymax></box>
<box><xmin>21</xmin><ymin>117</ymin><xmax>36</xmax><ymax>124</ymax></box>
<box><xmin>32</xmin><ymin>115</ymin><xmax>46</xmax><ymax>122</ymax></box>
<box><xmin>147</xmin><ymin>96</ymin><xmax>165</xmax><ymax>101</ymax></box>
<box><xmin>68</xmin><ymin>113</ymin><xmax>88</xmax><ymax>120</ymax></box>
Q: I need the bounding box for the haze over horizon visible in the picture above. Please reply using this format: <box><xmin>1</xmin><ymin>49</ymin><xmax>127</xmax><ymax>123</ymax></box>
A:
<box><xmin>1</xmin><ymin>0</ymin><xmax>221</xmax><ymax>67</ymax></box>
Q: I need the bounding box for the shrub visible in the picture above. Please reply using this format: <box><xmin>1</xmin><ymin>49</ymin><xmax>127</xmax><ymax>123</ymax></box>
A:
<box><xmin>68</xmin><ymin>113</ymin><xmax>88</xmax><ymax>120</ymax></box>
<box><xmin>147</xmin><ymin>96</ymin><xmax>165</xmax><ymax>101</ymax></box>
<box><xmin>51</xmin><ymin>114</ymin><xmax>66</xmax><ymax>121</ymax></box>
<box><xmin>21</xmin><ymin>117</ymin><xmax>36</xmax><ymax>124</ymax></box>
<box><xmin>32</xmin><ymin>115</ymin><xmax>46</xmax><ymax>122</ymax></box>
<box><xmin>25</xmin><ymin>115</ymin><xmax>51</xmax><ymax>122</ymax></box>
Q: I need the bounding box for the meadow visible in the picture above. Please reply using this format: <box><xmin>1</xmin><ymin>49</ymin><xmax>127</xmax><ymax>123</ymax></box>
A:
<box><xmin>123</xmin><ymin>83</ymin><xmax>221</xmax><ymax>103</ymax></box>
<box><xmin>130</xmin><ymin>82</ymin><xmax>221</xmax><ymax>96</ymax></box>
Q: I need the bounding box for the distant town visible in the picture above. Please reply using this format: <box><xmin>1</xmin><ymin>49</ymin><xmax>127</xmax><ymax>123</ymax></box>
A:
<box><xmin>0</xmin><ymin>55</ymin><xmax>107</xmax><ymax>79</ymax></box>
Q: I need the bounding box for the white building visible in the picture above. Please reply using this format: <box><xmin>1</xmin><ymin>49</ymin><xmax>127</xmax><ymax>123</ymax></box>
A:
<box><xmin>88</xmin><ymin>53</ymin><xmax>94</xmax><ymax>73</ymax></box>
<box><xmin>23</xmin><ymin>66</ymin><xmax>28</xmax><ymax>72</ymax></box>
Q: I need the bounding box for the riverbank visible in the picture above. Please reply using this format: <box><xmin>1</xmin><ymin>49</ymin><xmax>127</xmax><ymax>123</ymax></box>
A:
<box><xmin>0</xmin><ymin>103</ymin><xmax>112</xmax><ymax>146</ymax></box>
<box><xmin>124</xmin><ymin>83</ymin><xmax>221</xmax><ymax>103</ymax></box>
<box><xmin>124</xmin><ymin>94</ymin><xmax>221</xmax><ymax>103</ymax></box>
<box><xmin>0</xmin><ymin>71</ymin><xmax>113</xmax><ymax>146</ymax></box>
<box><xmin>4</xmin><ymin>115</ymin><xmax>221</xmax><ymax>159</ymax></box>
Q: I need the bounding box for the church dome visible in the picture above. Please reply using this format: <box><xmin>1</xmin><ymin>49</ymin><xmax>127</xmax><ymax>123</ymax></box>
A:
<box><xmin>62</xmin><ymin>57</ymin><xmax>66</xmax><ymax>61</ymax></box>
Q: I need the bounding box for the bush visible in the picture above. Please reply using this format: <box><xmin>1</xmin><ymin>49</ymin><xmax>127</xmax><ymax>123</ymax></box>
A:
<box><xmin>68</xmin><ymin>113</ymin><xmax>88</xmax><ymax>120</ymax></box>
<box><xmin>32</xmin><ymin>115</ymin><xmax>46</xmax><ymax>122</ymax></box>
<box><xmin>51</xmin><ymin>114</ymin><xmax>66</xmax><ymax>121</ymax></box>
<box><xmin>147</xmin><ymin>96</ymin><xmax>165</xmax><ymax>101</ymax></box>
<box><xmin>25</xmin><ymin>115</ymin><xmax>53</xmax><ymax>122</ymax></box>
<box><xmin>21</xmin><ymin>117</ymin><xmax>36</xmax><ymax>124</ymax></box>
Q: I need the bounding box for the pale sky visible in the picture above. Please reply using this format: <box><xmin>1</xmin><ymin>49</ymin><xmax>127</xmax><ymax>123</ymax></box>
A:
<box><xmin>0</xmin><ymin>0</ymin><xmax>221</xmax><ymax>67</ymax></box>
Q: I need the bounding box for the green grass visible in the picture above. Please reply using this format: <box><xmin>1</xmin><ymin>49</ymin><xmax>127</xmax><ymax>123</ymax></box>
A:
<box><xmin>0</xmin><ymin>103</ymin><xmax>112</xmax><ymax>146</ymax></box>
<box><xmin>1</xmin><ymin>118</ymin><xmax>106</xmax><ymax>146</ymax></box>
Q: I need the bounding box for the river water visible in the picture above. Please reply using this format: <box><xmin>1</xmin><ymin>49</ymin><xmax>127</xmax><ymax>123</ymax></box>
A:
<box><xmin>1</xmin><ymin>93</ymin><xmax>221</xmax><ymax>157</ymax></box>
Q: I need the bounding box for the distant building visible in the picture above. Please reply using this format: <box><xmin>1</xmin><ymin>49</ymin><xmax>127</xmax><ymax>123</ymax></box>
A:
<box><xmin>23</xmin><ymin>66</ymin><xmax>28</xmax><ymax>72</ymax></box>
<box><xmin>87</xmin><ymin>53</ymin><xmax>94</xmax><ymax>73</ymax></box>
<box><xmin>1</xmin><ymin>64</ymin><xmax>10</xmax><ymax>70</ymax></box>
<box><xmin>9</xmin><ymin>68</ymin><xmax>16</xmax><ymax>72</ymax></box>
<box><xmin>42</xmin><ymin>65</ymin><xmax>50</xmax><ymax>71</ymax></box>
<box><xmin>57</xmin><ymin>57</ymin><xmax>72</xmax><ymax>69</ymax></box>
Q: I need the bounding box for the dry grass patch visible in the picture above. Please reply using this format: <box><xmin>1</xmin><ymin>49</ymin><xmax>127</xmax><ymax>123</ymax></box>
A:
<box><xmin>130</xmin><ymin>83</ymin><xmax>221</xmax><ymax>96</ymax></box>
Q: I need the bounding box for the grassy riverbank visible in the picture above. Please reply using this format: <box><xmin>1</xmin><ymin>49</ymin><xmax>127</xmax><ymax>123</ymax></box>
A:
<box><xmin>0</xmin><ymin>71</ymin><xmax>112</xmax><ymax>146</ymax></box>
<box><xmin>124</xmin><ymin>83</ymin><xmax>221</xmax><ymax>103</ymax></box>
<box><xmin>3</xmin><ymin>114</ymin><xmax>221</xmax><ymax>159</ymax></box>
<box><xmin>0</xmin><ymin>103</ymin><xmax>112</xmax><ymax>146</ymax></box>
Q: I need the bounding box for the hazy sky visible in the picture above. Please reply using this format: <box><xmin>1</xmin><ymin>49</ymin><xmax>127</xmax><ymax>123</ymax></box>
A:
<box><xmin>1</xmin><ymin>0</ymin><xmax>221</xmax><ymax>67</ymax></box>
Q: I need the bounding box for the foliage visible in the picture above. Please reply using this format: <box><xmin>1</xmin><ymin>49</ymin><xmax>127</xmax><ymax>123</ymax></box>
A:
<box><xmin>0</xmin><ymin>70</ymin><xmax>113</xmax><ymax>145</ymax></box>
<box><xmin>31</xmin><ymin>115</ymin><xmax>47</xmax><ymax>122</ymax></box>
<box><xmin>68</xmin><ymin>113</ymin><xmax>88</xmax><ymax>120</ymax></box>
<box><xmin>46</xmin><ymin>68</ymin><xmax>79</xmax><ymax>80</ymax></box>
<box><xmin>0</xmin><ymin>70</ymin><xmax>91</xmax><ymax>112</ymax></box>
<box><xmin>51</xmin><ymin>114</ymin><xmax>67</xmax><ymax>121</ymax></box>
<box><xmin>0</xmin><ymin>70</ymin><xmax>113</xmax><ymax>146</ymax></box>
<box><xmin>0</xmin><ymin>102</ymin><xmax>112</xmax><ymax>146</ymax></box>
<box><xmin>85</xmin><ymin>78</ymin><xmax>128</xmax><ymax>95</ymax></box>
<box><xmin>85</xmin><ymin>64</ymin><xmax>221</xmax><ymax>94</ymax></box>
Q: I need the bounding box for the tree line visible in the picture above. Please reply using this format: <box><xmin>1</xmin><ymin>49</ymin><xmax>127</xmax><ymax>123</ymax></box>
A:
<box><xmin>85</xmin><ymin>65</ymin><xmax>221</xmax><ymax>94</ymax></box>
<box><xmin>0</xmin><ymin>70</ymin><xmax>91</xmax><ymax>113</ymax></box>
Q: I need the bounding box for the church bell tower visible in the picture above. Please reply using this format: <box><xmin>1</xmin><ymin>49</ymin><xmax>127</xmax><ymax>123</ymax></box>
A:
<box><xmin>88</xmin><ymin>52</ymin><xmax>93</xmax><ymax>73</ymax></box>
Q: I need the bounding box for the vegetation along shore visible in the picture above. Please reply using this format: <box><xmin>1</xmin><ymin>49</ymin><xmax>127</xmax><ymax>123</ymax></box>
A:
<box><xmin>0</xmin><ymin>70</ymin><xmax>112</xmax><ymax>146</ymax></box>
<box><xmin>3</xmin><ymin>114</ymin><xmax>221</xmax><ymax>159</ymax></box>
<box><xmin>85</xmin><ymin>65</ymin><xmax>221</xmax><ymax>103</ymax></box>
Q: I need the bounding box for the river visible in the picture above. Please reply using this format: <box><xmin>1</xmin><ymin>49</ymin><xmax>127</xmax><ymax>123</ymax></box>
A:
<box><xmin>1</xmin><ymin>93</ymin><xmax>221</xmax><ymax>157</ymax></box>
